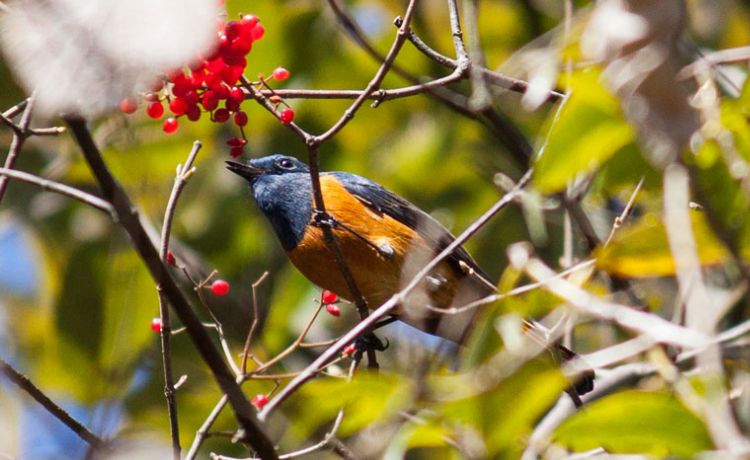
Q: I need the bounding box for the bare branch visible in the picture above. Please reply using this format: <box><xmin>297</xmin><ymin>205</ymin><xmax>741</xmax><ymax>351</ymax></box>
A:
<box><xmin>0</xmin><ymin>357</ymin><xmax>107</xmax><ymax>451</ymax></box>
<box><xmin>509</xmin><ymin>243</ymin><xmax>709</xmax><ymax>347</ymax></box>
<box><xmin>0</xmin><ymin>93</ymin><xmax>35</xmax><ymax>204</ymax></box>
<box><xmin>663</xmin><ymin>164</ymin><xmax>750</xmax><ymax>453</ymax></box>
<box><xmin>156</xmin><ymin>140</ymin><xmax>202</xmax><ymax>460</ymax></box>
<box><xmin>241</xmin><ymin>271</ymin><xmax>270</xmax><ymax>375</ymax></box>
<box><xmin>0</xmin><ymin>166</ymin><xmax>113</xmax><ymax>215</ymax></box>
<box><xmin>64</xmin><ymin>117</ymin><xmax>278</xmax><ymax>460</ymax></box>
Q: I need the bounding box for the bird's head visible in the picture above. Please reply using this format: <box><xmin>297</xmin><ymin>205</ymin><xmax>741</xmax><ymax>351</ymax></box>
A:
<box><xmin>225</xmin><ymin>154</ymin><xmax>309</xmax><ymax>184</ymax></box>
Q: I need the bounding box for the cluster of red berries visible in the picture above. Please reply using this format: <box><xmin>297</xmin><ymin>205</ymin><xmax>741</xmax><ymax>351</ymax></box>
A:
<box><xmin>120</xmin><ymin>14</ymin><xmax>295</xmax><ymax>159</ymax></box>
<box><xmin>321</xmin><ymin>290</ymin><xmax>341</xmax><ymax>316</ymax></box>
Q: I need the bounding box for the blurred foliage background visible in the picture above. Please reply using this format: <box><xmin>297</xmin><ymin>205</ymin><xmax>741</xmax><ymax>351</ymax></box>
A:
<box><xmin>1</xmin><ymin>0</ymin><xmax>750</xmax><ymax>458</ymax></box>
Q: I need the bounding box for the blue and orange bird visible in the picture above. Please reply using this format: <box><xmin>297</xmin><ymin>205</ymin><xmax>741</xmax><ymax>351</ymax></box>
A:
<box><xmin>226</xmin><ymin>155</ymin><xmax>593</xmax><ymax>393</ymax></box>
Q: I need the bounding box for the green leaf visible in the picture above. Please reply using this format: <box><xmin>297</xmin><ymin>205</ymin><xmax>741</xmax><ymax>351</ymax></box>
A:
<box><xmin>437</xmin><ymin>358</ymin><xmax>567</xmax><ymax>458</ymax></box>
<box><xmin>595</xmin><ymin>211</ymin><xmax>729</xmax><ymax>277</ymax></box>
<box><xmin>554</xmin><ymin>390</ymin><xmax>713</xmax><ymax>456</ymax></box>
<box><xmin>534</xmin><ymin>69</ymin><xmax>636</xmax><ymax>193</ymax></box>
<box><xmin>288</xmin><ymin>371</ymin><xmax>412</xmax><ymax>438</ymax></box>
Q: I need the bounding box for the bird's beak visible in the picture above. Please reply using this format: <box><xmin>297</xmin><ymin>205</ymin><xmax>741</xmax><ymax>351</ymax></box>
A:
<box><xmin>226</xmin><ymin>160</ymin><xmax>264</xmax><ymax>181</ymax></box>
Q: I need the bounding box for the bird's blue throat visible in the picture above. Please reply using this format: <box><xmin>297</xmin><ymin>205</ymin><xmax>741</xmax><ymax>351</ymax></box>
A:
<box><xmin>249</xmin><ymin>172</ymin><xmax>312</xmax><ymax>251</ymax></box>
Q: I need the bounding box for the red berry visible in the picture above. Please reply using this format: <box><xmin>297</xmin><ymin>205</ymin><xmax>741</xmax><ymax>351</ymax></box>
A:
<box><xmin>186</xmin><ymin>105</ymin><xmax>201</xmax><ymax>122</ymax></box>
<box><xmin>321</xmin><ymin>290</ymin><xmax>338</xmax><ymax>304</ymax></box>
<box><xmin>214</xmin><ymin>108</ymin><xmax>230</xmax><ymax>123</ymax></box>
<box><xmin>143</xmin><ymin>92</ymin><xmax>159</xmax><ymax>102</ymax></box>
<box><xmin>225</xmin><ymin>21</ymin><xmax>241</xmax><ymax>40</ymax></box>
<box><xmin>280</xmin><ymin>108</ymin><xmax>295</xmax><ymax>125</ymax></box>
<box><xmin>251</xmin><ymin>394</ymin><xmax>268</xmax><ymax>410</ymax></box>
<box><xmin>169</xmin><ymin>97</ymin><xmax>189</xmax><ymax>116</ymax></box>
<box><xmin>151</xmin><ymin>317</ymin><xmax>162</xmax><ymax>333</ymax></box>
<box><xmin>229</xmin><ymin>87</ymin><xmax>245</xmax><ymax>103</ymax></box>
<box><xmin>230</xmin><ymin>36</ymin><xmax>252</xmax><ymax>56</ymax></box>
<box><xmin>207</xmin><ymin>58</ymin><xmax>226</xmax><ymax>74</ymax></box>
<box><xmin>184</xmin><ymin>90</ymin><xmax>200</xmax><ymax>105</ymax></box>
<box><xmin>225</xmin><ymin>97</ymin><xmax>241</xmax><ymax>112</ymax></box>
<box><xmin>325</xmin><ymin>304</ymin><xmax>341</xmax><ymax>317</ymax></box>
<box><xmin>241</xmin><ymin>15</ymin><xmax>259</xmax><ymax>29</ymax></box>
<box><xmin>272</xmin><ymin>67</ymin><xmax>290</xmax><ymax>81</ymax></box>
<box><xmin>119</xmin><ymin>97</ymin><xmax>138</xmax><ymax>114</ymax></box>
<box><xmin>204</xmin><ymin>71</ymin><xmax>223</xmax><ymax>90</ymax></box>
<box><xmin>210</xmin><ymin>279</ymin><xmax>230</xmax><ymax>296</ymax></box>
<box><xmin>167</xmin><ymin>69</ymin><xmax>185</xmax><ymax>82</ymax></box>
<box><xmin>217</xmin><ymin>33</ymin><xmax>231</xmax><ymax>53</ymax></box>
<box><xmin>223</xmin><ymin>53</ymin><xmax>246</xmax><ymax>67</ymax></box>
<box><xmin>342</xmin><ymin>344</ymin><xmax>356</xmax><ymax>356</ymax></box>
<box><xmin>166</xmin><ymin>250</ymin><xmax>176</xmax><ymax>266</ymax></box>
<box><xmin>251</xmin><ymin>24</ymin><xmax>265</xmax><ymax>41</ymax></box>
<box><xmin>233</xmin><ymin>111</ymin><xmax>248</xmax><ymax>127</ymax></box>
<box><xmin>221</xmin><ymin>65</ymin><xmax>244</xmax><ymax>85</ymax></box>
<box><xmin>230</xmin><ymin>146</ymin><xmax>244</xmax><ymax>158</ymax></box>
<box><xmin>146</xmin><ymin>101</ymin><xmax>164</xmax><ymax>119</ymax></box>
<box><xmin>163</xmin><ymin>117</ymin><xmax>179</xmax><ymax>134</ymax></box>
<box><xmin>226</xmin><ymin>136</ymin><xmax>247</xmax><ymax>147</ymax></box>
<box><xmin>149</xmin><ymin>79</ymin><xmax>164</xmax><ymax>92</ymax></box>
<box><xmin>172</xmin><ymin>82</ymin><xmax>192</xmax><ymax>98</ymax></box>
<box><xmin>190</xmin><ymin>71</ymin><xmax>205</xmax><ymax>87</ymax></box>
<box><xmin>201</xmin><ymin>90</ymin><xmax>219</xmax><ymax>111</ymax></box>
<box><xmin>214</xmin><ymin>85</ymin><xmax>230</xmax><ymax>100</ymax></box>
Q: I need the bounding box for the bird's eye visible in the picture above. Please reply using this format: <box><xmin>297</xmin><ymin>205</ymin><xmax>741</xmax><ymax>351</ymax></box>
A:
<box><xmin>277</xmin><ymin>158</ymin><xmax>295</xmax><ymax>169</ymax></box>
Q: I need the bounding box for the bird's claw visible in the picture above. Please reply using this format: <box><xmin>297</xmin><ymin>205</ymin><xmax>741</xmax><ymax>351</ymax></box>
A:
<box><xmin>355</xmin><ymin>333</ymin><xmax>389</xmax><ymax>353</ymax></box>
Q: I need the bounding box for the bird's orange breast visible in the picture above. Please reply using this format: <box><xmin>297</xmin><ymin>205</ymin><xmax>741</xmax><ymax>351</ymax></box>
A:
<box><xmin>286</xmin><ymin>174</ymin><xmax>491</xmax><ymax>342</ymax></box>
<box><xmin>286</xmin><ymin>175</ymin><xmax>459</xmax><ymax>311</ymax></box>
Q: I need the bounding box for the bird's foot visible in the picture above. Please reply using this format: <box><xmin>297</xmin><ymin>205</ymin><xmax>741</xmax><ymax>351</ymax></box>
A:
<box><xmin>355</xmin><ymin>332</ymin><xmax>390</xmax><ymax>354</ymax></box>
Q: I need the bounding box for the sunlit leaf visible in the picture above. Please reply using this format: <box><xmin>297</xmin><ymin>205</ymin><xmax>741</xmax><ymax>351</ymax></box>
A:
<box><xmin>534</xmin><ymin>69</ymin><xmax>636</xmax><ymax>193</ymax></box>
<box><xmin>554</xmin><ymin>390</ymin><xmax>713</xmax><ymax>456</ymax></box>
<box><xmin>438</xmin><ymin>358</ymin><xmax>567</xmax><ymax>458</ymax></box>
<box><xmin>595</xmin><ymin>211</ymin><xmax>730</xmax><ymax>277</ymax></box>
<box><xmin>288</xmin><ymin>371</ymin><xmax>412</xmax><ymax>438</ymax></box>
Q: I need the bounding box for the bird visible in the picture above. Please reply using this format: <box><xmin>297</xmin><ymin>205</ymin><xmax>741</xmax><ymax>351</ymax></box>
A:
<box><xmin>227</xmin><ymin>154</ymin><xmax>593</xmax><ymax>394</ymax></box>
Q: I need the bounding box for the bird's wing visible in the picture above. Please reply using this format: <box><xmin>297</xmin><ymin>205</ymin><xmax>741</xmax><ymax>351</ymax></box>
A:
<box><xmin>330</xmin><ymin>172</ymin><xmax>493</xmax><ymax>287</ymax></box>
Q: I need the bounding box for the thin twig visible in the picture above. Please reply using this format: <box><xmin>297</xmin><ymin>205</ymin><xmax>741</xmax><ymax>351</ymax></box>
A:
<box><xmin>314</xmin><ymin>0</ymin><xmax>419</xmax><ymax>144</ymax></box>
<box><xmin>2</xmin><ymin>99</ymin><xmax>28</xmax><ymax>119</ymax></box>
<box><xmin>461</xmin><ymin>0</ymin><xmax>492</xmax><ymax>111</ymax></box>
<box><xmin>510</xmin><ymin>243</ymin><xmax>709</xmax><ymax>347</ymax></box>
<box><xmin>0</xmin><ymin>94</ymin><xmax>35</xmax><ymax>205</ymax></box>
<box><xmin>251</xmin><ymin>299</ymin><xmax>326</xmax><ymax>374</ymax></box>
<box><xmin>0</xmin><ymin>167</ymin><xmax>113</xmax><ymax>215</ymax></box>
<box><xmin>216</xmin><ymin>356</ymin><xmax>357</xmax><ymax>460</ymax></box>
<box><xmin>327</xmin><ymin>0</ymin><xmax>536</xmax><ymax>165</ymax></box>
<box><xmin>157</xmin><ymin>140</ymin><xmax>202</xmax><ymax>460</ymax></box>
<box><xmin>424</xmin><ymin>260</ymin><xmax>595</xmax><ymax>315</ymax></box>
<box><xmin>678</xmin><ymin>45</ymin><xmax>750</xmax><ymax>80</ymax></box>
<box><xmin>186</xmin><ymin>394</ymin><xmax>229</xmax><ymax>460</ymax></box>
<box><xmin>663</xmin><ymin>164</ymin><xmax>750</xmax><ymax>453</ymax></box>
<box><xmin>64</xmin><ymin>117</ymin><xmax>278</xmax><ymax>460</ymax></box>
<box><xmin>0</xmin><ymin>357</ymin><xmax>107</xmax><ymax>450</ymax></box>
<box><xmin>302</xmin><ymin>0</ymin><xmax>419</xmax><ymax>371</ymax></box>
<box><xmin>241</xmin><ymin>271</ymin><xmax>270</xmax><ymax>375</ymax></box>
<box><xmin>603</xmin><ymin>177</ymin><xmax>644</xmax><ymax>247</ymax></box>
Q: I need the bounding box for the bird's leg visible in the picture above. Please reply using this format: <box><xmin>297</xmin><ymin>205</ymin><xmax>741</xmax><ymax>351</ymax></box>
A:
<box><xmin>311</xmin><ymin>210</ymin><xmax>394</xmax><ymax>259</ymax></box>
